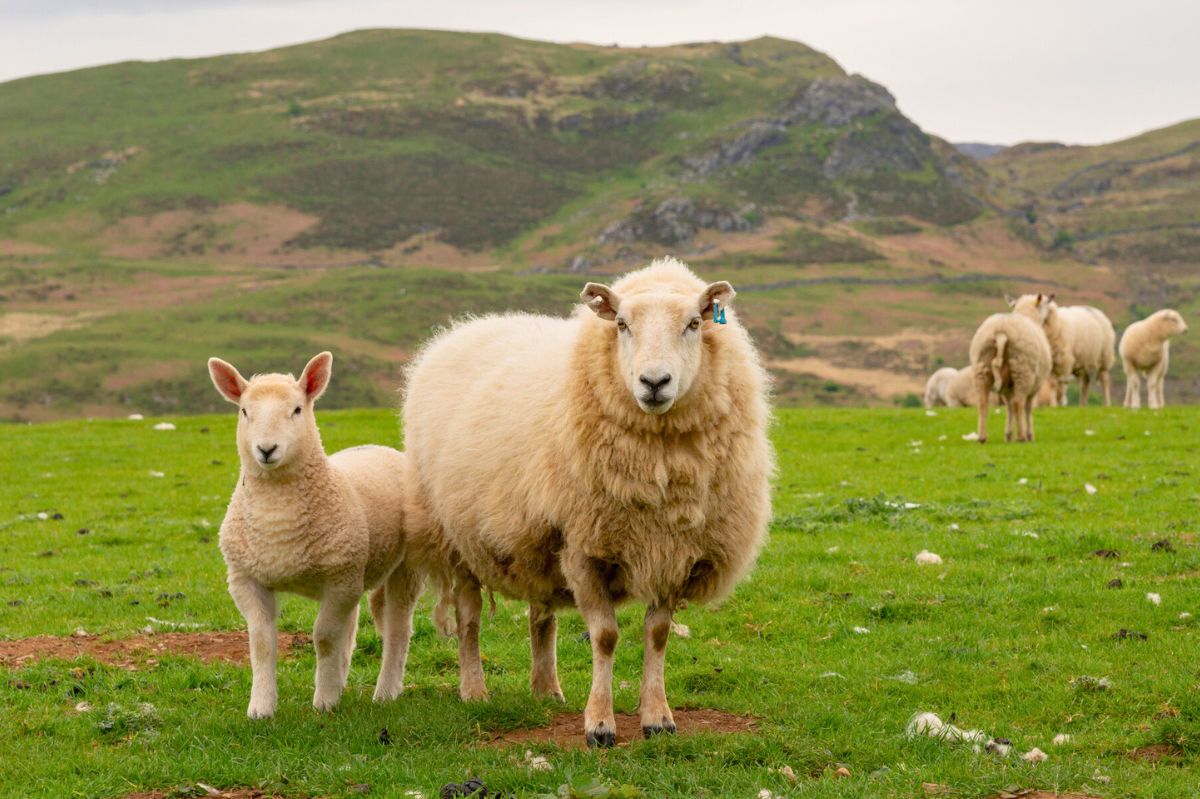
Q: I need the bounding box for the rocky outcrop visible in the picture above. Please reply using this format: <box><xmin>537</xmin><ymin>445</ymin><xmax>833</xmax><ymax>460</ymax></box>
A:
<box><xmin>597</xmin><ymin>196</ymin><xmax>760</xmax><ymax>246</ymax></box>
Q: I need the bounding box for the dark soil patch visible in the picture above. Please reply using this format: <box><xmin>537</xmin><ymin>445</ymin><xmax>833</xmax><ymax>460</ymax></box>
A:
<box><xmin>1130</xmin><ymin>742</ymin><xmax>1183</xmax><ymax>762</ymax></box>
<box><xmin>122</xmin><ymin>790</ymin><xmax>293</xmax><ymax>799</ymax></box>
<box><xmin>0</xmin><ymin>631</ymin><xmax>309</xmax><ymax>669</ymax></box>
<box><xmin>487</xmin><ymin>708</ymin><xmax>757</xmax><ymax>748</ymax></box>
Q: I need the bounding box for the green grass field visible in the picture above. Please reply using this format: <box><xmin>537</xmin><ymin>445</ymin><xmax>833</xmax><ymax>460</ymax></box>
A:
<box><xmin>2</xmin><ymin>406</ymin><xmax>1199</xmax><ymax>798</ymax></box>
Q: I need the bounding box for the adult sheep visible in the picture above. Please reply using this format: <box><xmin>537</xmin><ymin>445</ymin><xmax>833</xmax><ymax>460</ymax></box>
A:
<box><xmin>1120</xmin><ymin>309</ymin><xmax>1189</xmax><ymax>409</ymax></box>
<box><xmin>403</xmin><ymin>257</ymin><xmax>773</xmax><ymax>747</ymax></box>
<box><xmin>1008</xmin><ymin>294</ymin><xmax>1116</xmax><ymax>406</ymax></box>
<box><xmin>969</xmin><ymin>297</ymin><xmax>1052</xmax><ymax>442</ymax></box>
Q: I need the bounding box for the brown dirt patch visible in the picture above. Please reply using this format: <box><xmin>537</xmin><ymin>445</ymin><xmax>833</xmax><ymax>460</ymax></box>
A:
<box><xmin>770</xmin><ymin>356</ymin><xmax>925</xmax><ymax>398</ymax></box>
<box><xmin>1130</xmin><ymin>742</ymin><xmax>1182</xmax><ymax>762</ymax></box>
<box><xmin>0</xmin><ymin>239</ymin><xmax>55</xmax><ymax>256</ymax></box>
<box><xmin>124</xmin><ymin>790</ymin><xmax>292</xmax><ymax>799</ymax></box>
<box><xmin>487</xmin><ymin>708</ymin><xmax>757</xmax><ymax>748</ymax></box>
<box><xmin>0</xmin><ymin>631</ymin><xmax>309</xmax><ymax>669</ymax></box>
<box><xmin>0</xmin><ymin>312</ymin><xmax>91</xmax><ymax>345</ymax></box>
<box><xmin>988</xmin><ymin>792</ymin><xmax>1101</xmax><ymax>799</ymax></box>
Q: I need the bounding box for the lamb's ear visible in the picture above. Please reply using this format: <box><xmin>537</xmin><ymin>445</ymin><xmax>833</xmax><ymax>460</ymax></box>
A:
<box><xmin>208</xmin><ymin>357</ymin><xmax>247</xmax><ymax>405</ymax></box>
<box><xmin>1046</xmin><ymin>293</ymin><xmax>1056</xmax><ymax>305</ymax></box>
<box><xmin>581</xmin><ymin>283</ymin><xmax>620</xmax><ymax>321</ymax></box>
<box><xmin>698</xmin><ymin>281</ymin><xmax>736</xmax><ymax>320</ymax></box>
<box><xmin>299</xmin><ymin>351</ymin><xmax>333</xmax><ymax>403</ymax></box>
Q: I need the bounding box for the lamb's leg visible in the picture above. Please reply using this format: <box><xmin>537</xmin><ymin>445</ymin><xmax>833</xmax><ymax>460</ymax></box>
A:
<box><xmin>976</xmin><ymin>383</ymin><xmax>989</xmax><ymax>444</ymax></box>
<box><xmin>1024</xmin><ymin>393</ymin><xmax>1035</xmax><ymax>442</ymax></box>
<box><xmin>1124</xmin><ymin>360</ymin><xmax>1140</xmax><ymax>408</ymax></box>
<box><xmin>1079</xmin><ymin>372</ymin><xmax>1091</xmax><ymax>406</ymax></box>
<box><xmin>639</xmin><ymin>602</ymin><xmax>676</xmax><ymax>737</ymax></box>
<box><xmin>529</xmin><ymin>602</ymin><xmax>564</xmax><ymax>702</ymax></box>
<box><xmin>454</xmin><ymin>577</ymin><xmax>488</xmax><ymax>701</ymax></box>
<box><xmin>1151</xmin><ymin>351</ymin><xmax>1169</xmax><ymax>409</ymax></box>
<box><xmin>1100</xmin><ymin>369</ymin><xmax>1111</xmax><ymax>407</ymax></box>
<box><xmin>1004</xmin><ymin>396</ymin><xmax>1015</xmax><ymax>442</ymax></box>
<box><xmin>340</xmin><ymin>603</ymin><xmax>359</xmax><ymax>691</ymax></box>
<box><xmin>374</xmin><ymin>566</ymin><xmax>422</xmax><ymax>702</ymax></box>
<box><xmin>228</xmin><ymin>576</ymin><xmax>278</xmax><ymax>719</ymax></box>
<box><xmin>312</xmin><ymin>587</ymin><xmax>360</xmax><ymax>712</ymax></box>
<box><xmin>566</xmin><ymin>556</ymin><xmax>619</xmax><ymax>747</ymax></box>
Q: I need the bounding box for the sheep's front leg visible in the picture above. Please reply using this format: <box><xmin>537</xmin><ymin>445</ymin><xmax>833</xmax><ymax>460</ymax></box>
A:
<box><xmin>1100</xmin><ymin>369</ymin><xmax>1112</xmax><ymax>406</ymax></box>
<box><xmin>374</xmin><ymin>566</ymin><xmax>422</xmax><ymax>702</ymax></box>
<box><xmin>1078</xmin><ymin>372</ymin><xmax>1091</xmax><ymax>406</ymax></box>
<box><xmin>1124</xmin><ymin>361</ymin><xmax>1141</xmax><ymax>408</ymax></box>
<box><xmin>312</xmin><ymin>587</ymin><xmax>360</xmax><ymax>712</ymax></box>
<box><xmin>229</xmin><ymin>576</ymin><xmax>278</xmax><ymax>719</ymax></box>
<box><xmin>529</xmin><ymin>602</ymin><xmax>565</xmax><ymax>702</ymax></box>
<box><xmin>640</xmin><ymin>603</ymin><xmax>676</xmax><ymax>737</ymax></box>
<box><xmin>454</xmin><ymin>577</ymin><xmax>488</xmax><ymax>701</ymax></box>
<box><xmin>567</xmin><ymin>557</ymin><xmax>620</xmax><ymax>747</ymax></box>
<box><xmin>1150</xmin><ymin>352</ymin><xmax>1169</xmax><ymax>409</ymax></box>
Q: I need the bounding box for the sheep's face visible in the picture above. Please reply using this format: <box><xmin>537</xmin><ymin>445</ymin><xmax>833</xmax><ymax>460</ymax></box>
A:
<box><xmin>582</xmin><ymin>280</ymin><xmax>735</xmax><ymax>415</ymax></box>
<box><xmin>208</xmin><ymin>353</ymin><xmax>331</xmax><ymax>474</ymax></box>
<box><xmin>1157</xmin><ymin>309</ymin><xmax>1188</xmax><ymax>337</ymax></box>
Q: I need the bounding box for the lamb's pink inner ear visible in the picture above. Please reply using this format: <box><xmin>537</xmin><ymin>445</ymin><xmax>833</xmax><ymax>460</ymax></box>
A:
<box><xmin>580</xmin><ymin>283</ymin><xmax>619</xmax><ymax>321</ymax></box>
<box><xmin>699</xmin><ymin>281</ymin><xmax>735</xmax><ymax>320</ymax></box>
<box><xmin>301</xmin><ymin>352</ymin><xmax>332</xmax><ymax>401</ymax></box>
<box><xmin>208</xmin><ymin>358</ymin><xmax>245</xmax><ymax>404</ymax></box>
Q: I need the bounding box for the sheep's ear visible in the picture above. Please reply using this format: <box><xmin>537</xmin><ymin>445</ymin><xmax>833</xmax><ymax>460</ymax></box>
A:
<box><xmin>299</xmin><ymin>351</ymin><xmax>333</xmax><ymax>403</ymax></box>
<box><xmin>208</xmin><ymin>357</ymin><xmax>247</xmax><ymax>405</ymax></box>
<box><xmin>1046</xmin><ymin>293</ymin><xmax>1056</xmax><ymax>305</ymax></box>
<box><xmin>581</xmin><ymin>283</ymin><xmax>620</xmax><ymax>321</ymax></box>
<box><xmin>1005</xmin><ymin>294</ymin><xmax>1016</xmax><ymax>308</ymax></box>
<box><xmin>698</xmin><ymin>281</ymin><xmax>736</xmax><ymax>320</ymax></box>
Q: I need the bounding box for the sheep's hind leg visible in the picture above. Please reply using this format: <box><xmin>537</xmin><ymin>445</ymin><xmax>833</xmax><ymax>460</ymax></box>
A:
<box><xmin>639</xmin><ymin>603</ymin><xmax>676</xmax><ymax>738</ymax></box>
<box><xmin>1124</xmin><ymin>361</ymin><xmax>1141</xmax><ymax>408</ymax></box>
<box><xmin>1024</xmin><ymin>394</ymin><xmax>1035</xmax><ymax>442</ymax></box>
<box><xmin>374</xmin><ymin>567</ymin><xmax>422</xmax><ymax>702</ymax></box>
<box><xmin>1078</xmin><ymin>372</ymin><xmax>1091</xmax><ymax>406</ymax></box>
<box><xmin>312</xmin><ymin>587</ymin><xmax>360</xmax><ymax>712</ymax></box>
<box><xmin>566</xmin><ymin>556</ymin><xmax>620</xmax><ymax>747</ymax></box>
<box><xmin>975</xmin><ymin>382</ymin><xmax>990</xmax><ymax>444</ymax></box>
<box><xmin>229</xmin><ymin>576</ymin><xmax>278</xmax><ymax>719</ymax></box>
<box><xmin>454</xmin><ymin>577</ymin><xmax>489</xmax><ymax>701</ymax></box>
<box><xmin>1004</xmin><ymin>397</ymin><xmax>1015</xmax><ymax>442</ymax></box>
<box><xmin>1100</xmin><ymin>369</ymin><xmax>1111</xmax><ymax>406</ymax></box>
<box><xmin>529</xmin><ymin>602</ymin><xmax>565</xmax><ymax>702</ymax></box>
<box><xmin>340</xmin><ymin>602</ymin><xmax>359</xmax><ymax>691</ymax></box>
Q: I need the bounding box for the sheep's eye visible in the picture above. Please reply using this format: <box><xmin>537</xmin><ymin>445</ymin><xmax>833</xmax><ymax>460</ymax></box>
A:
<box><xmin>616</xmin><ymin>319</ymin><xmax>628</xmax><ymax>332</ymax></box>
<box><xmin>687</xmin><ymin>317</ymin><xmax>701</xmax><ymax>332</ymax></box>
<box><xmin>293</xmin><ymin>406</ymin><xmax>302</xmax><ymax>416</ymax></box>
<box><xmin>240</xmin><ymin>408</ymin><xmax>247</xmax><ymax>418</ymax></box>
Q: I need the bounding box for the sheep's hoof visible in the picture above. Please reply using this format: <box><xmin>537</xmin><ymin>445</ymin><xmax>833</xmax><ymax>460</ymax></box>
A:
<box><xmin>246</xmin><ymin>705</ymin><xmax>275</xmax><ymax>720</ymax></box>
<box><xmin>642</xmin><ymin>721</ymin><xmax>677</xmax><ymax>738</ymax></box>
<box><xmin>586</xmin><ymin>727</ymin><xmax>616</xmax><ymax>748</ymax></box>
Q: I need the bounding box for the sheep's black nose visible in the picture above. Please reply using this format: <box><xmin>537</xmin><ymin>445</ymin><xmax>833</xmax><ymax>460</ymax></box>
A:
<box><xmin>257</xmin><ymin>444</ymin><xmax>278</xmax><ymax>459</ymax></box>
<box><xmin>639</xmin><ymin>373</ymin><xmax>672</xmax><ymax>395</ymax></box>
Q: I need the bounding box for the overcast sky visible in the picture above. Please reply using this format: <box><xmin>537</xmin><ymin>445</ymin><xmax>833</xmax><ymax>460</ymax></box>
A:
<box><xmin>2</xmin><ymin>0</ymin><xmax>1197</xmax><ymax>145</ymax></box>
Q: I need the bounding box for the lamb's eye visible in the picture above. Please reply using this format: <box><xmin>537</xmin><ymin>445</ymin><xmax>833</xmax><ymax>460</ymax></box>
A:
<box><xmin>293</xmin><ymin>406</ymin><xmax>302</xmax><ymax>416</ymax></box>
<box><xmin>687</xmin><ymin>318</ymin><xmax>701</xmax><ymax>332</ymax></box>
<box><xmin>240</xmin><ymin>408</ymin><xmax>247</xmax><ymax>418</ymax></box>
<box><xmin>616</xmin><ymin>319</ymin><xmax>628</xmax><ymax>332</ymax></box>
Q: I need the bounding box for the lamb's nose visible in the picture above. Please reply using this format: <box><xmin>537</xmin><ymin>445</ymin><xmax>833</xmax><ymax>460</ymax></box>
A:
<box><xmin>257</xmin><ymin>444</ymin><xmax>278</xmax><ymax>460</ymax></box>
<box><xmin>639</xmin><ymin>373</ymin><xmax>672</xmax><ymax>394</ymax></box>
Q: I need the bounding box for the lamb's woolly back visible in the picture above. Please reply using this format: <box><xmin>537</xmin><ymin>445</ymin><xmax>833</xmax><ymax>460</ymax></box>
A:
<box><xmin>924</xmin><ymin>367</ymin><xmax>958</xmax><ymax>407</ymax></box>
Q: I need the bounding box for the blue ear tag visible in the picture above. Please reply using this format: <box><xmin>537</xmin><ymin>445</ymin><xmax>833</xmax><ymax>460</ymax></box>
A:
<box><xmin>712</xmin><ymin>299</ymin><xmax>727</xmax><ymax>324</ymax></box>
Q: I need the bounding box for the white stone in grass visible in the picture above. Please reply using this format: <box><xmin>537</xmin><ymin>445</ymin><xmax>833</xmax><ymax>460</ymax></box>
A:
<box><xmin>36</xmin><ymin>512</ymin><xmax>49</xmax><ymax>520</ymax></box>
<box><xmin>948</xmin><ymin>523</ymin><xmax>960</xmax><ymax>531</ymax></box>
<box><xmin>74</xmin><ymin>701</ymin><xmax>93</xmax><ymax>713</ymax></box>
<box><xmin>925</xmin><ymin>410</ymin><xmax>937</xmax><ymax>417</ymax></box>
<box><xmin>72</xmin><ymin>627</ymin><xmax>89</xmax><ymax>638</ymax></box>
<box><xmin>1052</xmin><ymin>733</ymin><xmax>1073</xmax><ymax>746</ymax></box>
<box><xmin>403</xmin><ymin>792</ymin><xmax>426</xmax><ymax>799</ymax></box>
<box><xmin>1043</xmin><ymin>606</ymin><xmax>1057</xmax><ymax>613</ymax></box>
<box><xmin>1144</xmin><ymin>430</ymin><xmax>1151</xmax><ymax>436</ymax></box>
<box><xmin>826</xmin><ymin>545</ymin><xmax>839</xmax><ymax>554</ymax></box>
<box><xmin>149</xmin><ymin>470</ymin><xmax>165</xmax><ymax>478</ymax></box>
<box><xmin>852</xmin><ymin>626</ymin><xmax>870</xmax><ymax>635</ymax></box>
<box><xmin>1018</xmin><ymin>477</ymin><xmax>1028</xmax><ymax>485</ymax></box>
<box><xmin>127</xmin><ymin>413</ymin><xmax>144</xmax><ymax>420</ymax></box>
<box><xmin>1180</xmin><ymin>612</ymin><xmax>1193</xmax><ymax>620</ymax></box>
<box><xmin>915</xmin><ymin>550</ymin><xmax>943</xmax><ymax>565</ymax></box>
<box><xmin>153</xmin><ymin>422</ymin><xmax>176</xmax><ymax>431</ymax></box>
<box><xmin>909</xmin><ymin>440</ymin><xmax>923</xmax><ymax>448</ymax></box>
<box><xmin>670</xmin><ymin>621</ymin><xmax>691</xmax><ymax>639</ymax></box>
<box><xmin>1084</xmin><ymin>483</ymin><xmax>1098</xmax><ymax>495</ymax></box>
<box><xmin>1146</xmin><ymin>592</ymin><xmax>1162</xmax><ymax>606</ymax></box>
<box><xmin>1022</xmin><ymin>747</ymin><xmax>1048</xmax><ymax>763</ymax></box>
<box><xmin>938</xmin><ymin>434</ymin><xmax>947</xmax><ymax>441</ymax></box>
<box><xmin>962</xmin><ymin>431</ymin><xmax>979</xmax><ymax>441</ymax></box>
<box><xmin>1085</xmin><ymin>429</ymin><xmax>1096</xmax><ymax>436</ymax></box>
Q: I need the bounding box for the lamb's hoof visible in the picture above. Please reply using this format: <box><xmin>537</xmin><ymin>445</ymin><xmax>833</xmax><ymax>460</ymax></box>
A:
<box><xmin>459</xmin><ymin>685</ymin><xmax>489</xmax><ymax>703</ymax></box>
<box><xmin>246</xmin><ymin>705</ymin><xmax>275</xmax><ymax>720</ymax></box>
<box><xmin>642</xmin><ymin>721</ymin><xmax>677</xmax><ymax>738</ymax></box>
<box><xmin>586</xmin><ymin>727</ymin><xmax>616</xmax><ymax>748</ymax></box>
<box><xmin>312</xmin><ymin>695</ymin><xmax>340</xmax><ymax>713</ymax></box>
<box><xmin>372</xmin><ymin>684</ymin><xmax>403</xmax><ymax>703</ymax></box>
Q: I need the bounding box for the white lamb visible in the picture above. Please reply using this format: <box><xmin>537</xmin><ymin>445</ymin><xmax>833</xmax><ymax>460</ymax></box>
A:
<box><xmin>1053</xmin><ymin>303</ymin><xmax>1117</xmax><ymax>406</ymax></box>
<box><xmin>404</xmin><ymin>257</ymin><xmax>773</xmax><ymax>747</ymax></box>
<box><xmin>924</xmin><ymin>365</ymin><xmax>978</xmax><ymax>407</ymax></box>
<box><xmin>1120</xmin><ymin>309</ymin><xmax>1189</xmax><ymax>409</ymax></box>
<box><xmin>208</xmin><ymin>352</ymin><xmax>426</xmax><ymax>718</ymax></box>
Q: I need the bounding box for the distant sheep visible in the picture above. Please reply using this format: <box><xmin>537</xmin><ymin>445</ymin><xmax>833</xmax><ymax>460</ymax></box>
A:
<box><xmin>403</xmin><ymin>257</ymin><xmax>773</xmax><ymax>747</ymax></box>
<box><xmin>1011</xmin><ymin>295</ymin><xmax>1116</xmax><ymax>405</ymax></box>
<box><xmin>969</xmin><ymin>299</ymin><xmax>1052</xmax><ymax>442</ymax></box>
<box><xmin>209</xmin><ymin>352</ymin><xmax>425</xmax><ymax>718</ymax></box>
<box><xmin>1034</xmin><ymin>376</ymin><xmax>1059</xmax><ymax>408</ymax></box>
<box><xmin>1120</xmin><ymin>309</ymin><xmax>1189</xmax><ymax>408</ymax></box>
<box><xmin>925</xmin><ymin>365</ymin><xmax>982</xmax><ymax>408</ymax></box>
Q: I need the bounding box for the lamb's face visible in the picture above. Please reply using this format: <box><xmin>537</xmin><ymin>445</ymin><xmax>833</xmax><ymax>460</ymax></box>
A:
<box><xmin>208</xmin><ymin>352</ymin><xmax>332</xmax><ymax>475</ymax></box>
<box><xmin>1159</xmin><ymin>310</ymin><xmax>1189</xmax><ymax>337</ymax></box>
<box><xmin>236</xmin><ymin>378</ymin><xmax>312</xmax><ymax>472</ymax></box>
<box><xmin>1009</xmin><ymin>293</ymin><xmax>1054</xmax><ymax>326</ymax></box>
<box><xmin>581</xmin><ymin>279</ymin><xmax>735</xmax><ymax>415</ymax></box>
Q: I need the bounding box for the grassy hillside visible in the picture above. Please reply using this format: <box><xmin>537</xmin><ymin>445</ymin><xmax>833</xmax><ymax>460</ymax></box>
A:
<box><xmin>0</xmin><ymin>29</ymin><xmax>1196</xmax><ymax>418</ymax></box>
<box><xmin>2</xmin><ymin>407</ymin><xmax>1199</xmax><ymax>797</ymax></box>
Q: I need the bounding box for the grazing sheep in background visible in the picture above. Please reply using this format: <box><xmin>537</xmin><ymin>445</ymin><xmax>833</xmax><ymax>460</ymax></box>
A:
<box><xmin>969</xmin><ymin>300</ymin><xmax>1052</xmax><ymax>443</ymax></box>
<box><xmin>209</xmin><ymin>352</ymin><xmax>426</xmax><ymax>718</ymax></box>
<box><xmin>925</xmin><ymin>365</ymin><xmax>995</xmax><ymax>408</ymax></box>
<box><xmin>1034</xmin><ymin>376</ymin><xmax>1059</xmax><ymax>408</ymax></box>
<box><xmin>1053</xmin><ymin>303</ymin><xmax>1117</xmax><ymax>405</ymax></box>
<box><xmin>404</xmin><ymin>257</ymin><xmax>773</xmax><ymax>747</ymax></box>
<box><xmin>1120</xmin><ymin>309</ymin><xmax>1189</xmax><ymax>409</ymax></box>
